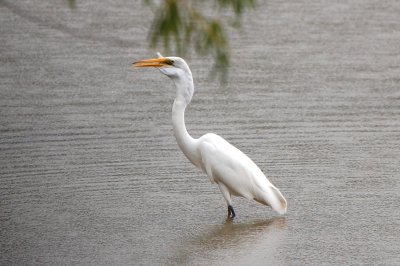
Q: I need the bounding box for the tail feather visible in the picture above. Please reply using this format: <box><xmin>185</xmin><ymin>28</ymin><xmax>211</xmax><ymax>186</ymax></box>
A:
<box><xmin>260</xmin><ymin>185</ymin><xmax>287</xmax><ymax>215</ymax></box>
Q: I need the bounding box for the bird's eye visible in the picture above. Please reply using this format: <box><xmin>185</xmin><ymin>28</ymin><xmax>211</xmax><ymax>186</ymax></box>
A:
<box><xmin>166</xmin><ymin>59</ymin><xmax>174</xmax><ymax>65</ymax></box>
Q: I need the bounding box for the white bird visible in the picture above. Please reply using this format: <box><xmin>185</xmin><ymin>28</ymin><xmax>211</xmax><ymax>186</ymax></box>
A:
<box><xmin>133</xmin><ymin>53</ymin><xmax>287</xmax><ymax>218</ymax></box>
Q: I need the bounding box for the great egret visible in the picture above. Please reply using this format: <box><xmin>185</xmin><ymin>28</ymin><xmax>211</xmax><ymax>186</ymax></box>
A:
<box><xmin>133</xmin><ymin>53</ymin><xmax>287</xmax><ymax>218</ymax></box>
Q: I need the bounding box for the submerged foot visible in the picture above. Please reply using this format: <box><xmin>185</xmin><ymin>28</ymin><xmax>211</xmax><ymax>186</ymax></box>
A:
<box><xmin>227</xmin><ymin>205</ymin><xmax>236</xmax><ymax>218</ymax></box>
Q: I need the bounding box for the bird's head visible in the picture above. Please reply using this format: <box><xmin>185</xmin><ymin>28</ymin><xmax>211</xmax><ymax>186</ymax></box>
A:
<box><xmin>133</xmin><ymin>53</ymin><xmax>190</xmax><ymax>79</ymax></box>
<box><xmin>133</xmin><ymin>53</ymin><xmax>194</xmax><ymax>104</ymax></box>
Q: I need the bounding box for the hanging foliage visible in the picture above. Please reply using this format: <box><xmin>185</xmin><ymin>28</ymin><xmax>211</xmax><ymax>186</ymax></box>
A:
<box><xmin>145</xmin><ymin>0</ymin><xmax>256</xmax><ymax>82</ymax></box>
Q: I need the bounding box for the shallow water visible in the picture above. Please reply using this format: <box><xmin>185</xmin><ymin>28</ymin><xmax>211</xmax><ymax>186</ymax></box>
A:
<box><xmin>1</xmin><ymin>0</ymin><xmax>400</xmax><ymax>265</ymax></box>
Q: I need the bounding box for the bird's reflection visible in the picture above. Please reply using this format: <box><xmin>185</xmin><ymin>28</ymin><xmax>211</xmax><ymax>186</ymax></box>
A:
<box><xmin>199</xmin><ymin>216</ymin><xmax>286</xmax><ymax>247</ymax></box>
<box><xmin>173</xmin><ymin>217</ymin><xmax>287</xmax><ymax>265</ymax></box>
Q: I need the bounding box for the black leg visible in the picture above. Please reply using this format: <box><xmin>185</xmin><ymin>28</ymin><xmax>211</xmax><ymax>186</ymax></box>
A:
<box><xmin>227</xmin><ymin>205</ymin><xmax>236</xmax><ymax>218</ymax></box>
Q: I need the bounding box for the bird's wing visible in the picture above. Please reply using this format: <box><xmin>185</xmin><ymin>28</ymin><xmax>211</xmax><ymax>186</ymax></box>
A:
<box><xmin>198</xmin><ymin>133</ymin><xmax>287</xmax><ymax>214</ymax></box>
<box><xmin>198</xmin><ymin>133</ymin><xmax>265</xmax><ymax>195</ymax></box>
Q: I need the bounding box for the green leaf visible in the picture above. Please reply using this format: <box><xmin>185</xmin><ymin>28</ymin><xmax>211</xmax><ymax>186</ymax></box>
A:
<box><xmin>145</xmin><ymin>0</ymin><xmax>256</xmax><ymax>83</ymax></box>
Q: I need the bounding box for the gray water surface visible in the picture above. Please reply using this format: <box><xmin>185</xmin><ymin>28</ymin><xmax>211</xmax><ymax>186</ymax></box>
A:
<box><xmin>1</xmin><ymin>0</ymin><xmax>400</xmax><ymax>265</ymax></box>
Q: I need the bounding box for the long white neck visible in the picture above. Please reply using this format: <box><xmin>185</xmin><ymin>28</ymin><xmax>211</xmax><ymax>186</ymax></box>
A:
<box><xmin>169</xmin><ymin>65</ymin><xmax>201</xmax><ymax>168</ymax></box>
<box><xmin>172</xmin><ymin>98</ymin><xmax>200</xmax><ymax>168</ymax></box>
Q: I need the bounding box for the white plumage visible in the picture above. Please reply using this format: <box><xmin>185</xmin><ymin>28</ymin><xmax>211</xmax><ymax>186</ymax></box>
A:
<box><xmin>133</xmin><ymin>54</ymin><xmax>287</xmax><ymax>218</ymax></box>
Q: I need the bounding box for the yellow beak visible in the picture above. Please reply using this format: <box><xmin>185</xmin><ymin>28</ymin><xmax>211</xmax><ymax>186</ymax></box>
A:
<box><xmin>132</xmin><ymin>57</ymin><xmax>171</xmax><ymax>68</ymax></box>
